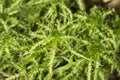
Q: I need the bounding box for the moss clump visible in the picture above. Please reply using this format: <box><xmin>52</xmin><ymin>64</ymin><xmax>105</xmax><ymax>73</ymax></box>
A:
<box><xmin>0</xmin><ymin>0</ymin><xmax>120</xmax><ymax>80</ymax></box>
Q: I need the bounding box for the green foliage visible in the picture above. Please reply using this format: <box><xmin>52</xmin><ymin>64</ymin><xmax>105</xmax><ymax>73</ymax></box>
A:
<box><xmin>0</xmin><ymin>0</ymin><xmax>120</xmax><ymax>80</ymax></box>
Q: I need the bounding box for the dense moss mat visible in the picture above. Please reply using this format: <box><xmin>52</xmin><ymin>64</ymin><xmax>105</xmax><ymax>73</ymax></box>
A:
<box><xmin>0</xmin><ymin>0</ymin><xmax>120</xmax><ymax>80</ymax></box>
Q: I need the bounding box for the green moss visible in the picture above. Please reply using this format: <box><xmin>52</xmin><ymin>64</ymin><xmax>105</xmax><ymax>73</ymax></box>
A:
<box><xmin>0</xmin><ymin>0</ymin><xmax>120</xmax><ymax>80</ymax></box>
